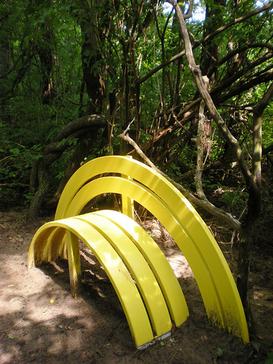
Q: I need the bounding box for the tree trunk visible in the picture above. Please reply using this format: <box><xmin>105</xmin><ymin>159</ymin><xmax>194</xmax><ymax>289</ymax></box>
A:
<box><xmin>0</xmin><ymin>9</ymin><xmax>12</xmax><ymax>122</ymax></box>
<box><xmin>200</xmin><ymin>0</ymin><xmax>226</xmax><ymax>83</ymax></box>
<box><xmin>28</xmin><ymin>115</ymin><xmax>106</xmax><ymax>217</ymax></box>
<box><xmin>77</xmin><ymin>1</ymin><xmax>107</xmax><ymax>114</ymax></box>
<box><xmin>237</xmin><ymin>82</ymin><xmax>273</xmax><ymax>330</ymax></box>
<box><xmin>36</xmin><ymin>22</ymin><xmax>56</xmax><ymax>104</ymax></box>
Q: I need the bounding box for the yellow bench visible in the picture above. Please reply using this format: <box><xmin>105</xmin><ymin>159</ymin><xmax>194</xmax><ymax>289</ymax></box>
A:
<box><xmin>28</xmin><ymin>155</ymin><xmax>249</xmax><ymax>348</ymax></box>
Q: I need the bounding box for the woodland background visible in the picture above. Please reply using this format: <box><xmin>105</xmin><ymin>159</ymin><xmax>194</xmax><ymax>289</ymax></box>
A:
<box><xmin>0</xmin><ymin>0</ymin><xmax>273</xmax><ymax>347</ymax></box>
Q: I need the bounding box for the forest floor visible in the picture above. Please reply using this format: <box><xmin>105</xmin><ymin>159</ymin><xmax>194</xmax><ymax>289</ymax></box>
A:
<box><xmin>0</xmin><ymin>210</ymin><xmax>273</xmax><ymax>364</ymax></box>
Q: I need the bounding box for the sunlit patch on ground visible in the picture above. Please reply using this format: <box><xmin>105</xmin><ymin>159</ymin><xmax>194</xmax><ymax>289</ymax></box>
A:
<box><xmin>1</xmin><ymin>212</ymin><xmax>272</xmax><ymax>363</ymax></box>
<box><xmin>142</xmin><ymin>218</ymin><xmax>193</xmax><ymax>279</ymax></box>
<box><xmin>167</xmin><ymin>252</ymin><xmax>193</xmax><ymax>279</ymax></box>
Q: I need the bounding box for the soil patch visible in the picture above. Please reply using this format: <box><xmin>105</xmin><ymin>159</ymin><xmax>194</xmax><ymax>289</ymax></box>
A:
<box><xmin>0</xmin><ymin>211</ymin><xmax>272</xmax><ymax>363</ymax></box>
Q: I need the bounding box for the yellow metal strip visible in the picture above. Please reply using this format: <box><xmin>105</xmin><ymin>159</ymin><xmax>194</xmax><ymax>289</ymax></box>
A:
<box><xmin>65</xmin><ymin>176</ymin><xmax>222</xmax><ymax>320</ymax></box>
<box><xmin>29</xmin><ymin>218</ymin><xmax>154</xmax><ymax>348</ymax></box>
<box><xmin>40</xmin><ymin>227</ymin><xmax>62</xmax><ymax>262</ymax></box>
<box><xmin>55</xmin><ymin>156</ymin><xmax>134</xmax><ymax>219</ymax></box>
<box><xmin>75</xmin><ymin>213</ymin><xmax>172</xmax><ymax>337</ymax></box>
<box><xmin>53</xmin><ymin>155</ymin><xmax>248</xmax><ymax>343</ymax></box>
<box><xmin>63</xmin><ymin>175</ymin><xmax>248</xmax><ymax>342</ymax></box>
<box><xmin>121</xmin><ymin>193</ymin><xmax>134</xmax><ymax>219</ymax></box>
<box><xmin>121</xmin><ymin>156</ymin><xmax>134</xmax><ymax>219</ymax></box>
<box><xmin>66</xmin><ymin>231</ymin><xmax>81</xmax><ymax>297</ymax></box>
<box><xmin>48</xmin><ymin>228</ymin><xmax>66</xmax><ymax>262</ymax></box>
<box><xmin>28</xmin><ymin>226</ymin><xmax>56</xmax><ymax>267</ymax></box>
<box><xmin>95</xmin><ymin>209</ymin><xmax>189</xmax><ymax>327</ymax></box>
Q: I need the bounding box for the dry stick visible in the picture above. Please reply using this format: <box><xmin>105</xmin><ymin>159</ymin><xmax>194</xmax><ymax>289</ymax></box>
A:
<box><xmin>169</xmin><ymin>0</ymin><xmax>255</xmax><ymax>191</ymax></box>
<box><xmin>120</xmin><ymin>132</ymin><xmax>241</xmax><ymax>231</ymax></box>
<box><xmin>195</xmin><ymin>99</ymin><xmax>206</xmax><ymax>200</ymax></box>
<box><xmin>253</xmin><ymin>82</ymin><xmax>273</xmax><ymax>187</ymax></box>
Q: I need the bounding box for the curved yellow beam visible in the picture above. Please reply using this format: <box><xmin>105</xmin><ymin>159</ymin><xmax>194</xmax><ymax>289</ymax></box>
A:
<box><xmin>29</xmin><ymin>226</ymin><xmax>56</xmax><ymax>265</ymax></box>
<box><xmin>94</xmin><ymin>210</ymin><xmax>189</xmax><ymax>327</ymax></box>
<box><xmin>29</xmin><ymin>217</ymin><xmax>156</xmax><ymax>348</ymax></box>
<box><xmin>75</xmin><ymin>213</ymin><xmax>172</xmax><ymax>337</ymax></box>
<box><xmin>67</xmin><ymin>178</ymin><xmax>241</xmax><ymax>330</ymax></box>
<box><xmin>53</xmin><ymin>156</ymin><xmax>249</xmax><ymax>343</ymax></box>
<box><xmin>65</xmin><ymin>177</ymin><xmax>224</xmax><ymax>322</ymax></box>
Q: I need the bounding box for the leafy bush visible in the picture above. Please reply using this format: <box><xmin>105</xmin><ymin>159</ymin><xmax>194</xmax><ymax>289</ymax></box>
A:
<box><xmin>0</xmin><ymin>122</ymin><xmax>42</xmax><ymax>209</ymax></box>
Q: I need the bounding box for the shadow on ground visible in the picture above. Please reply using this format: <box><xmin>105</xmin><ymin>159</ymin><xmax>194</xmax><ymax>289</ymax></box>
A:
<box><xmin>0</xmin><ymin>211</ymin><xmax>272</xmax><ymax>364</ymax></box>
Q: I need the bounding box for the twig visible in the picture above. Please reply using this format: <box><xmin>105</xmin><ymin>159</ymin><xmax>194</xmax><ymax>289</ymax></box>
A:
<box><xmin>119</xmin><ymin>133</ymin><xmax>241</xmax><ymax>231</ymax></box>
<box><xmin>122</xmin><ymin>118</ymin><xmax>135</xmax><ymax>135</ymax></box>
<box><xmin>169</xmin><ymin>0</ymin><xmax>255</xmax><ymax>192</ymax></box>
<box><xmin>195</xmin><ymin>99</ymin><xmax>206</xmax><ymax>199</ymax></box>
<box><xmin>120</xmin><ymin>132</ymin><xmax>157</xmax><ymax>170</ymax></box>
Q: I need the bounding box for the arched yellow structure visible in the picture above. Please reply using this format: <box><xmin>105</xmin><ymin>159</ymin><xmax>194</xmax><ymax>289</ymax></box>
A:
<box><xmin>28</xmin><ymin>155</ymin><xmax>249</xmax><ymax>347</ymax></box>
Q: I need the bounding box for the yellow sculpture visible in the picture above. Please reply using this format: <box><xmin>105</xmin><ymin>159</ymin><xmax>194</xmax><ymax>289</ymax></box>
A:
<box><xmin>28</xmin><ymin>155</ymin><xmax>249</xmax><ymax>348</ymax></box>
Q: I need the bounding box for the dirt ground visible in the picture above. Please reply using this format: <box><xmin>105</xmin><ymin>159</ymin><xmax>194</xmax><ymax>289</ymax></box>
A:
<box><xmin>0</xmin><ymin>211</ymin><xmax>272</xmax><ymax>364</ymax></box>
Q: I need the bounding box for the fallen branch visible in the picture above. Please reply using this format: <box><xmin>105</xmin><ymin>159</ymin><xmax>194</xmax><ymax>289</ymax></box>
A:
<box><xmin>120</xmin><ymin>132</ymin><xmax>241</xmax><ymax>231</ymax></box>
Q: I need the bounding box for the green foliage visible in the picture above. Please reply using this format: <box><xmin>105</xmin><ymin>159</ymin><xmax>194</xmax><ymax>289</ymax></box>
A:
<box><xmin>218</xmin><ymin>189</ymin><xmax>247</xmax><ymax>215</ymax></box>
<box><xmin>0</xmin><ymin>122</ymin><xmax>42</xmax><ymax>208</ymax></box>
<box><xmin>265</xmin><ymin>351</ymin><xmax>273</xmax><ymax>364</ymax></box>
<box><xmin>0</xmin><ymin>0</ymin><xmax>272</xmax><ymax>214</ymax></box>
<box><xmin>263</xmin><ymin>104</ymin><xmax>273</xmax><ymax>149</ymax></box>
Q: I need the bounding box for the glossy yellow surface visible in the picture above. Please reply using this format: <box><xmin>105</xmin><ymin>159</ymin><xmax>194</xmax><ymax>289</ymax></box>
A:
<box><xmin>95</xmin><ymin>210</ymin><xmax>189</xmax><ymax>327</ymax></box>
<box><xmin>29</xmin><ymin>216</ymin><xmax>155</xmax><ymax>347</ymax></box>
<box><xmin>29</xmin><ymin>155</ymin><xmax>249</xmax><ymax>346</ymax></box>
<box><xmin>29</xmin><ymin>208</ymin><xmax>189</xmax><ymax>346</ymax></box>
<box><xmin>77</xmin><ymin>212</ymin><xmax>172</xmax><ymax>337</ymax></box>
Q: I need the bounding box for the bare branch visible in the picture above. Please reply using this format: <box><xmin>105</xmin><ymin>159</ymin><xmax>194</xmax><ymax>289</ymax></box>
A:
<box><xmin>217</xmin><ymin>43</ymin><xmax>273</xmax><ymax>68</ymax></box>
<box><xmin>170</xmin><ymin>0</ymin><xmax>255</xmax><ymax>190</ymax></box>
<box><xmin>253</xmin><ymin>81</ymin><xmax>273</xmax><ymax>115</ymax></box>
<box><xmin>195</xmin><ymin>99</ymin><xmax>206</xmax><ymax>199</ymax></box>
<box><xmin>183</xmin><ymin>0</ymin><xmax>193</xmax><ymax>20</ymax></box>
<box><xmin>212</xmin><ymin>53</ymin><xmax>273</xmax><ymax>101</ymax></box>
<box><xmin>53</xmin><ymin>114</ymin><xmax>106</xmax><ymax>142</ymax></box>
<box><xmin>253</xmin><ymin>82</ymin><xmax>273</xmax><ymax>187</ymax></box>
<box><xmin>138</xmin><ymin>1</ymin><xmax>273</xmax><ymax>84</ymax></box>
<box><xmin>217</xmin><ymin>69</ymin><xmax>273</xmax><ymax>103</ymax></box>
<box><xmin>202</xmin><ymin>1</ymin><xmax>273</xmax><ymax>45</ymax></box>
<box><xmin>120</xmin><ymin>132</ymin><xmax>241</xmax><ymax>230</ymax></box>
